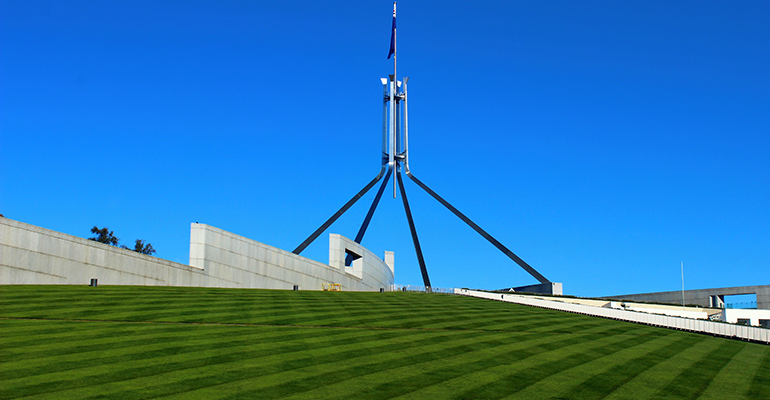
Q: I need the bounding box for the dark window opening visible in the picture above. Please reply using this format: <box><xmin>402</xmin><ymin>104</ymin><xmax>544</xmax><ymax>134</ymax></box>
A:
<box><xmin>345</xmin><ymin>249</ymin><xmax>362</xmax><ymax>267</ymax></box>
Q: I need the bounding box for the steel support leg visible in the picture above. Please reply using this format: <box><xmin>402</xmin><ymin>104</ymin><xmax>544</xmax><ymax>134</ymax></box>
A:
<box><xmin>405</xmin><ymin>170</ymin><xmax>550</xmax><ymax>284</ymax></box>
<box><xmin>397</xmin><ymin>167</ymin><xmax>432</xmax><ymax>292</ymax></box>
<box><xmin>293</xmin><ymin>165</ymin><xmax>389</xmax><ymax>255</ymax></box>
<box><xmin>345</xmin><ymin>167</ymin><xmax>392</xmax><ymax>266</ymax></box>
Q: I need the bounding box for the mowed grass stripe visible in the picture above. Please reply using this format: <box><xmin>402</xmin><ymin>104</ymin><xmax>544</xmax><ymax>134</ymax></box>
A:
<box><xmin>283</xmin><ymin>331</ymin><xmax>628</xmax><ymax>400</ymax></box>
<box><xmin>90</xmin><ymin>297</ymin><xmax>512</xmax><ymax>328</ymax></box>
<box><xmin>6</xmin><ymin>290</ymin><xmax>439</xmax><ymax>324</ymax></box>
<box><xmin>654</xmin><ymin>339</ymin><xmax>745</xmax><ymax>398</ymax></box>
<box><xmin>301</xmin><ymin>307</ymin><xmax>527</xmax><ymax>330</ymax></box>
<box><xmin>601</xmin><ymin>337</ymin><xmax>735</xmax><ymax>399</ymax></box>
<box><xmin>25</xmin><ymin>326</ymin><xmax>504</xmax><ymax>399</ymax></box>
<box><xmin>0</xmin><ymin>318</ymin><xmax>146</xmax><ymax>344</ymax></box>
<box><xmin>1</xmin><ymin>320</ymin><xmax>366</xmax><ymax>380</ymax></box>
<box><xmin>2</xmin><ymin>327</ymin><xmax>358</xmax><ymax>398</ymax></box>
<box><xmin>699</xmin><ymin>343</ymin><xmax>769</xmax><ymax>400</ymax></box>
<box><xmin>374</xmin><ymin>308</ymin><xmax>555</xmax><ymax>330</ymax></box>
<box><xmin>442</xmin><ymin>331</ymin><xmax>663</xmax><ymax>400</ymax></box>
<box><xmin>263</xmin><ymin>306</ymin><xmax>475</xmax><ymax>327</ymax></box>
<box><xmin>1</xmin><ymin>322</ymin><xmax>439</xmax><ymax>397</ymax></box>
<box><xmin>1</xmin><ymin>321</ymin><xmax>233</xmax><ymax>363</ymax></box>
<box><xmin>0</xmin><ymin>317</ymin><xmax>248</xmax><ymax>348</ymax></box>
<box><xmin>505</xmin><ymin>333</ymin><xmax>705</xmax><ymax>399</ymax></box>
<box><xmin>385</xmin><ymin>332</ymin><xmax>694</xmax><ymax>400</ymax></box>
<box><xmin>749</xmin><ymin>349</ymin><xmax>770</xmax><ymax>398</ymax></box>
<box><xmin>320</xmin><ymin>305</ymin><xmax>601</xmax><ymax>332</ymax></box>
<box><xmin>562</xmin><ymin>333</ymin><xmax>701</xmax><ymax>399</ymax></box>
<box><xmin>143</xmin><ymin>330</ymin><xmax>511</xmax><ymax>400</ymax></box>
<box><xmin>243</xmin><ymin>325</ymin><xmax>655</xmax><ymax>400</ymax></box>
<box><xmin>150</xmin><ymin>331</ymin><xmax>571</xmax><ymax>400</ymax></box>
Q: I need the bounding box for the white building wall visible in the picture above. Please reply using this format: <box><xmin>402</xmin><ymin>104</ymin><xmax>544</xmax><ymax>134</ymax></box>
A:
<box><xmin>0</xmin><ymin>218</ymin><xmax>208</xmax><ymax>287</ymax></box>
<box><xmin>722</xmin><ymin>308</ymin><xmax>770</xmax><ymax>327</ymax></box>
<box><xmin>1</xmin><ymin>218</ymin><xmax>394</xmax><ymax>291</ymax></box>
<box><xmin>189</xmin><ymin>224</ymin><xmax>393</xmax><ymax>291</ymax></box>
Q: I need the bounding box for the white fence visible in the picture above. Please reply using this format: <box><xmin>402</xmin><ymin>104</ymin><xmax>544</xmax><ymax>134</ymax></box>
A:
<box><xmin>455</xmin><ymin>289</ymin><xmax>770</xmax><ymax>345</ymax></box>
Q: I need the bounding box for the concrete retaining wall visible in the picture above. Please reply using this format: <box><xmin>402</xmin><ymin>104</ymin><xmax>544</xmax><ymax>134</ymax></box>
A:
<box><xmin>1</xmin><ymin>218</ymin><xmax>394</xmax><ymax>291</ymax></box>
<box><xmin>456</xmin><ymin>289</ymin><xmax>770</xmax><ymax>344</ymax></box>
<box><xmin>0</xmin><ymin>218</ymin><xmax>212</xmax><ymax>287</ymax></box>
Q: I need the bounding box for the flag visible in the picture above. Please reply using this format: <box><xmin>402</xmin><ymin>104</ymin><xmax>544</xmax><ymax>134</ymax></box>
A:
<box><xmin>387</xmin><ymin>3</ymin><xmax>396</xmax><ymax>59</ymax></box>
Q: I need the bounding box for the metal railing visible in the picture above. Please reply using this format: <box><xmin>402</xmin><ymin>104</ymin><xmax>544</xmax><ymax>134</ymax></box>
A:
<box><xmin>725</xmin><ymin>301</ymin><xmax>758</xmax><ymax>309</ymax></box>
<box><xmin>391</xmin><ymin>284</ymin><xmax>456</xmax><ymax>294</ymax></box>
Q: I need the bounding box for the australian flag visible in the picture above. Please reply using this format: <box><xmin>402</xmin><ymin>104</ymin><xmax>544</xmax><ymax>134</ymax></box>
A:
<box><xmin>387</xmin><ymin>3</ymin><xmax>396</xmax><ymax>59</ymax></box>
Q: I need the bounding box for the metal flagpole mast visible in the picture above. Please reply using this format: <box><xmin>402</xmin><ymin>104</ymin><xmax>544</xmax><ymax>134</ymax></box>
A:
<box><xmin>392</xmin><ymin>1</ymin><xmax>398</xmax><ymax>198</ymax></box>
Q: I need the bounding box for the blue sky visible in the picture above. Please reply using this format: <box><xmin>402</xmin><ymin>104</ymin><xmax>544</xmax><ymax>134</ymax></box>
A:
<box><xmin>2</xmin><ymin>1</ymin><xmax>768</xmax><ymax>297</ymax></box>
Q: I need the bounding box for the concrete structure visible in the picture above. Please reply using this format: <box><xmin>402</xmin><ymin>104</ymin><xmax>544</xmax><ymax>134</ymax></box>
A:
<box><xmin>722</xmin><ymin>309</ymin><xmax>770</xmax><ymax>328</ymax></box>
<box><xmin>0</xmin><ymin>217</ymin><xmax>394</xmax><ymax>291</ymax></box>
<box><xmin>605</xmin><ymin>285</ymin><xmax>770</xmax><ymax>310</ymax></box>
<box><xmin>189</xmin><ymin>224</ymin><xmax>394</xmax><ymax>291</ymax></box>
<box><xmin>457</xmin><ymin>289</ymin><xmax>770</xmax><ymax>344</ymax></box>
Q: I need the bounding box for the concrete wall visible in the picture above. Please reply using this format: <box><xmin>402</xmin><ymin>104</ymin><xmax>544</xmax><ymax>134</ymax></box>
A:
<box><xmin>328</xmin><ymin>234</ymin><xmax>394</xmax><ymax>290</ymax></box>
<box><xmin>0</xmin><ymin>217</ymin><xmax>212</xmax><ymax>287</ymax></box>
<box><xmin>605</xmin><ymin>285</ymin><xmax>770</xmax><ymax>310</ymax></box>
<box><xmin>189</xmin><ymin>224</ymin><xmax>393</xmax><ymax>291</ymax></box>
<box><xmin>1</xmin><ymin>218</ymin><xmax>394</xmax><ymax>291</ymax></box>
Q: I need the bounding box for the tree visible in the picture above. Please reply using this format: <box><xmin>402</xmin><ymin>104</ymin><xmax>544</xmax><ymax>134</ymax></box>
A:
<box><xmin>123</xmin><ymin>239</ymin><xmax>156</xmax><ymax>255</ymax></box>
<box><xmin>89</xmin><ymin>226</ymin><xmax>119</xmax><ymax>246</ymax></box>
<box><xmin>88</xmin><ymin>226</ymin><xmax>156</xmax><ymax>255</ymax></box>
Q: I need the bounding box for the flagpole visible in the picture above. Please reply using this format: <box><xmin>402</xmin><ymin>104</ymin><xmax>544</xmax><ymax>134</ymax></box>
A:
<box><xmin>393</xmin><ymin>2</ymin><xmax>396</xmax><ymax>87</ymax></box>
<box><xmin>392</xmin><ymin>2</ymin><xmax>397</xmax><ymax>198</ymax></box>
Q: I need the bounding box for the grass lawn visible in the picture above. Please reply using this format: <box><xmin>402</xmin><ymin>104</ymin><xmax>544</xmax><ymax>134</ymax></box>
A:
<box><xmin>1</xmin><ymin>285</ymin><xmax>768</xmax><ymax>399</ymax></box>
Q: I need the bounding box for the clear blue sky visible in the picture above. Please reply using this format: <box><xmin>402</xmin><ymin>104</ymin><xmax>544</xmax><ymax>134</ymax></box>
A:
<box><xmin>2</xmin><ymin>1</ymin><xmax>768</xmax><ymax>297</ymax></box>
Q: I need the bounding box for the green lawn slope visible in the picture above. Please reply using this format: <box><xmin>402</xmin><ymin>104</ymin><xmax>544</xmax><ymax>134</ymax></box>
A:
<box><xmin>1</xmin><ymin>285</ymin><xmax>768</xmax><ymax>399</ymax></box>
